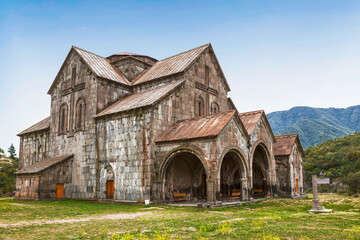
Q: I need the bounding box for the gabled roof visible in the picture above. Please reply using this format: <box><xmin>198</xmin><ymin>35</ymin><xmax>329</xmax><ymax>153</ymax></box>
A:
<box><xmin>239</xmin><ymin>110</ymin><xmax>263</xmax><ymax>135</ymax></box>
<box><xmin>274</xmin><ymin>134</ymin><xmax>304</xmax><ymax>157</ymax></box>
<box><xmin>131</xmin><ymin>44</ymin><xmax>210</xmax><ymax>85</ymax></box>
<box><xmin>15</xmin><ymin>154</ymin><xmax>73</xmax><ymax>175</ymax></box>
<box><xmin>47</xmin><ymin>46</ymin><xmax>130</xmax><ymax>94</ymax></box>
<box><xmin>156</xmin><ymin>110</ymin><xmax>248</xmax><ymax>143</ymax></box>
<box><xmin>96</xmin><ymin>80</ymin><xmax>185</xmax><ymax>117</ymax></box>
<box><xmin>238</xmin><ymin>110</ymin><xmax>276</xmax><ymax>142</ymax></box>
<box><xmin>72</xmin><ymin>46</ymin><xmax>130</xmax><ymax>85</ymax></box>
<box><xmin>17</xmin><ymin>116</ymin><xmax>51</xmax><ymax>136</ymax></box>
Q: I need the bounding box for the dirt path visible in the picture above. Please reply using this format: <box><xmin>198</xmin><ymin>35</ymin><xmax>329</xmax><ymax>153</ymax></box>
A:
<box><xmin>0</xmin><ymin>212</ymin><xmax>152</xmax><ymax>228</ymax></box>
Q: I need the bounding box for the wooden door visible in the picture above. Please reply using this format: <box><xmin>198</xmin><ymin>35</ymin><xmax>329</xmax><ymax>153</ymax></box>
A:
<box><xmin>296</xmin><ymin>179</ymin><xmax>298</xmax><ymax>194</ymax></box>
<box><xmin>106</xmin><ymin>180</ymin><xmax>114</xmax><ymax>199</ymax></box>
<box><xmin>56</xmin><ymin>184</ymin><xmax>64</xmax><ymax>199</ymax></box>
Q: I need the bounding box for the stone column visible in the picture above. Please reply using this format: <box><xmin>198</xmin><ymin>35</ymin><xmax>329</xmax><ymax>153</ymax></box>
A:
<box><xmin>241</xmin><ymin>177</ymin><xmax>248</xmax><ymax>200</ymax></box>
<box><xmin>206</xmin><ymin>178</ymin><xmax>216</xmax><ymax>204</ymax></box>
<box><xmin>312</xmin><ymin>175</ymin><xmax>320</xmax><ymax>210</ymax></box>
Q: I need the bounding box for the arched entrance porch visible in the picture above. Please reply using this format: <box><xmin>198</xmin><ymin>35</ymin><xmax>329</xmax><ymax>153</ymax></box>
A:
<box><xmin>252</xmin><ymin>144</ymin><xmax>270</xmax><ymax>198</ymax></box>
<box><xmin>161</xmin><ymin>151</ymin><xmax>208</xmax><ymax>202</ymax></box>
<box><xmin>218</xmin><ymin>149</ymin><xmax>248</xmax><ymax>201</ymax></box>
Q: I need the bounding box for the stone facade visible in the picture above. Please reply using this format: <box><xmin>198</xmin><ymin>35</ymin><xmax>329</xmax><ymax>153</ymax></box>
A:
<box><xmin>15</xmin><ymin>44</ymin><xmax>305</xmax><ymax>203</ymax></box>
<box><xmin>274</xmin><ymin>134</ymin><xmax>305</xmax><ymax>197</ymax></box>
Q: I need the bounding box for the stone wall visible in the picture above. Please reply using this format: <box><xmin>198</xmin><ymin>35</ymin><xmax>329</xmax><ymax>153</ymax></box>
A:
<box><xmin>15</xmin><ymin>175</ymin><xmax>39</xmax><ymax>200</ymax></box>
<box><xmin>96</xmin><ymin>111</ymin><xmax>152</xmax><ymax>201</ymax></box>
<box><xmin>19</xmin><ymin>130</ymin><xmax>50</xmax><ymax>169</ymax></box>
<box><xmin>248</xmin><ymin>117</ymin><xmax>277</xmax><ymax>196</ymax></box>
<box><xmin>48</xmin><ymin>50</ymin><xmax>98</xmax><ymax>200</ymax></box>
<box><xmin>289</xmin><ymin>143</ymin><xmax>304</xmax><ymax>195</ymax></box>
<box><xmin>275</xmin><ymin>143</ymin><xmax>304</xmax><ymax>197</ymax></box>
<box><xmin>96</xmin><ymin>78</ymin><xmax>131</xmax><ymax>113</ymax></box>
<box><xmin>275</xmin><ymin>155</ymin><xmax>291</xmax><ymax>197</ymax></box>
<box><xmin>38</xmin><ymin>159</ymin><xmax>73</xmax><ymax>199</ymax></box>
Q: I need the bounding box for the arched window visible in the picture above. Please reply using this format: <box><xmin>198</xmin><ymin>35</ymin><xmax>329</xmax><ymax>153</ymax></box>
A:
<box><xmin>196</xmin><ymin>96</ymin><xmax>205</xmax><ymax>117</ymax></box>
<box><xmin>211</xmin><ymin>102</ymin><xmax>219</xmax><ymax>114</ymax></box>
<box><xmin>76</xmin><ymin>98</ymin><xmax>86</xmax><ymax>131</ymax></box>
<box><xmin>59</xmin><ymin>103</ymin><xmax>68</xmax><ymax>134</ymax></box>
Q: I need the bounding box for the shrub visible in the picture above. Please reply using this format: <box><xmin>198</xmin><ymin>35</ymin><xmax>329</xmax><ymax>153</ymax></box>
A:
<box><xmin>344</xmin><ymin>171</ymin><xmax>360</xmax><ymax>194</ymax></box>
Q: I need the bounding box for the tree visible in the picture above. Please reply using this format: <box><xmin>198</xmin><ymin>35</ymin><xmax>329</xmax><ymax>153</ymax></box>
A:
<box><xmin>0</xmin><ymin>148</ymin><xmax>4</xmax><ymax>154</ymax></box>
<box><xmin>345</xmin><ymin>171</ymin><xmax>360</xmax><ymax>194</ymax></box>
<box><xmin>8</xmin><ymin>144</ymin><xmax>16</xmax><ymax>160</ymax></box>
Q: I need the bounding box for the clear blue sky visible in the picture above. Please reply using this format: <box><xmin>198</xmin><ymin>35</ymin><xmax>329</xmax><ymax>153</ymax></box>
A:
<box><xmin>1</xmin><ymin>0</ymin><xmax>360</xmax><ymax>154</ymax></box>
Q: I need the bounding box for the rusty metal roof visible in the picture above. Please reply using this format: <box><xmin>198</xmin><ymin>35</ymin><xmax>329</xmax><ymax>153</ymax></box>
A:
<box><xmin>131</xmin><ymin>44</ymin><xmax>210</xmax><ymax>85</ymax></box>
<box><xmin>73</xmin><ymin>46</ymin><xmax>130</xmax><ymax>86</ymax></box>
<box><xmin>156</xmin><ymin>110</ymin><xmax>237</xmax><ymax>143</ymax></box>
<box><xmin>15</xmin><ymin>154</ymin><xmax>73</xmax><ymax>175</ymax></box>
<box><xmin>96</xmin><ymin>80</ymin><xmax>185</xmax><ymax>117</ymax></box>
<box><xmin>274</xmin><ymin>134</ymin><xmax>304</xmax><ymax>156</ymax></box>
<box><xmin>18</xmin><ymin>116</ymin><xmax>51</xmax><ymax>136</ymax></box>
<box><xmin>238</xmin><ymin>110</ymin><xmax>264</xmax><ymax>135</ymax></box>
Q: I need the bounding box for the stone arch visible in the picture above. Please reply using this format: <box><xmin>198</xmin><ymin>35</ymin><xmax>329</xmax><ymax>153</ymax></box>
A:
<box><xmin>250</xmin><ymin>140</ymin><xmax>272</xmax><ymax>169</ymax></box>
<box><xmin>211</xmin><ymin>101</ymin><xmax>220</xmax><ymax>114</ymax></box>
<box><xmin>250</xmin><ymin>140</ymin><xmax>272</xmax><ymax>198</ymax></box>
<box><xmin>217</xmin><ymin>147</ymin><xmax>249</xmax><ymax>201</ymax></box>
<box><xmin>159</xmin><ymin>146</ymin><xmax>210</xmax><ymax>202</ymax></box>
<box><xmin>195</xmin><ymin>96</ymin><xmax>205</xmax><ymax>117</ymax></box>
<box><xmin>58</xmin><ymin>103</ymin><xmax>69</xmax><ymax>134</ymax></box>
<box><xmin>104</xmin><ymin>165</ymin><xmax>115</xmax><ymax>199</ymax></box>
<box><xmin>159</xmin><ymin>146</ymin><xmax>210</xmax><ymax>181</ymax></box>
<box><xmin>217</xmin><ymin>146</ymin><xmax>248</xmax><ymax>180</ymax></box>
<box><xmin>75</xmin><ymin>97</ymin><xmax>86</xmax><ymax>131</ymax></box>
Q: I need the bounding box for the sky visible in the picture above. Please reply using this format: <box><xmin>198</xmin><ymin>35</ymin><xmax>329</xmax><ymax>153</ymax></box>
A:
<box><xmin>0</xmin><ymin>0</ymin><xmax>360</xmax><ymax>154</ymax></box>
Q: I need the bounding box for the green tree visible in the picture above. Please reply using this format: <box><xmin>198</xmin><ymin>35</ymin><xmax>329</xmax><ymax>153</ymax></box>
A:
<box><xmin>0</xmin><ymin>148</ymin><xmax>4</xmax><ymax>154</ymax></box>
<box><xmin>345</xmin><ymin>171</ymin><xmax>360</xmax><ymax>194</ymax></box>
<box><xmin>8</xmin><ymin>144</ymin><xmax>16</xmax><ymax>160</ymax></box>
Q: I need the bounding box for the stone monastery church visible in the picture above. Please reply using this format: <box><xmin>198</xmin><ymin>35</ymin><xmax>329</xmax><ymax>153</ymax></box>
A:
<box><xmin>15</xmin><ymin>43</ymin><xmax>305</xmax><ymax>204</ymax></box>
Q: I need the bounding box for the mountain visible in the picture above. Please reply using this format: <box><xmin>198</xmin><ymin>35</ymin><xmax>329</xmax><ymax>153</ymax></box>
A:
<box><xmin>303</xmin><ymin>132</ymin><xmax>360</xmax><ymax>192</ymax></box>
<box><xmin>267</xmin><ymin>105</ymin><xmax>360</xmax><ymax>148</ymax></box>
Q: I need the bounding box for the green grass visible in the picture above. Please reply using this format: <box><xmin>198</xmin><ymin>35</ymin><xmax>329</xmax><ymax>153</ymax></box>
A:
<box><xmin>1</xmin><ymin>194</ymin><xmax>360</xmax><ymax>239</ymax></box>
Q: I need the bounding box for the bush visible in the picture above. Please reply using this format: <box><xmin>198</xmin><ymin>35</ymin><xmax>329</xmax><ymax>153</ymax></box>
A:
<box><xmin>344</xmin><ymin>171</ymin><xmax>360</xmax><ymax>194</ymax></box>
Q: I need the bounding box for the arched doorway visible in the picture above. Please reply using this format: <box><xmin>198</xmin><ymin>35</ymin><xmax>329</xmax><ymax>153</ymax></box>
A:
<box><xmin>105</xmin><ymin>167</ymin><xmax>115</xmax><ymax>199</ymax></box>
<box><xmin>219</xmin><ymin>151</ymin><xmax>247</xmax><ymax>201</ymax></box>
<box><xmin>163</xmin><ymin>152</ymin><xmax>207</xmax><ymax>202</ymax></box>
<box><xmin>252</xmin><ymin>145</ymin><xmax>269</xmax><ymax>198</ymax></box>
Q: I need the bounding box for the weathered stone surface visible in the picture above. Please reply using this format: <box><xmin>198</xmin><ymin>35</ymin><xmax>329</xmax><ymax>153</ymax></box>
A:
<box><xmin>15</xmin><ymin>44</ymin><xmax>305</xmax><ymax>204</ymax></box>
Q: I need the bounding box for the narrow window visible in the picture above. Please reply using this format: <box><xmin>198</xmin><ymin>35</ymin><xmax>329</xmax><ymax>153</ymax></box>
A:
<box><xmin>71</xmin><ymin>67</ymin><xmax>77</xmax><ymax>82</ymax></box>
<box><xmin>61</xmin><ymin>108</ymin><xmax>65</xmax><ymax>132</ymax></box>
<box><xmin>78</xmin><ymin>103</ymin><xmax>82</xmax><ymax>128</ymax></box>
<box><xmin>205</xmin><ymin>66</ymin><xmax>210</xmax><ymax>85</ymax></box>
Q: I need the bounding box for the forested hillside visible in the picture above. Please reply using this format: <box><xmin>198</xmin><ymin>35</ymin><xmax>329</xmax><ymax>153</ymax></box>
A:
<box><xmin>303</xmin><ymin>132</ymin><xmax>360</xmax><ymax>193</ymax></box>
<box><xmin>267</xmin><ymin>105</ymin><xmax>360</xmax><ymax>148</ymax></box>
<box><xmin>0</xmin><ymin>145</ymin><xmax>18</xmax><ymax>195</ymax></box>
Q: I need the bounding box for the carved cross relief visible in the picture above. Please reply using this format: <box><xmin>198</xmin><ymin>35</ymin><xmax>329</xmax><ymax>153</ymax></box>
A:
<box><xmin>195</xmin><ymin>66</ymin><xmax>219</xmax><ymax>115</ymax></box>
<box><xmin>61</xmin><ymin>66</ymin><xmax>85</xmax><ymax>136</ymax></box>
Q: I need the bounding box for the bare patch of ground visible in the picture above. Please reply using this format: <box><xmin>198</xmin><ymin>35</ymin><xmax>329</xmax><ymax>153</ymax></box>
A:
<box><xmin>0</xmin><ymin>212</ymin><xmax>152</xmax><ymax>228</ymax></box>
<box><xmin>8</xmin><ymin>203</ymin><xmax>27</xmax><ymax>206</ymax></box>
<box><xmin>140</xmin><ymin>207</ymin><xmax>164</xmax><ymax>210</ymax></box>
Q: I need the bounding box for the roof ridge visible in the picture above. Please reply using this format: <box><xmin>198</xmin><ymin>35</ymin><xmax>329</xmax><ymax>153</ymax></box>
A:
<box><xmin>72</xmin><ymin>45</ymin><xmax>106</xmax><ymax>59</ymax></box>
<box><xmin>160</xmin><ymin>43</ymin><xmax>210</xmax><ymax>61</ymax></box>
<box><xmin>105</xmin><ymin>58</ymin><xmax>130</xmax><ymax>84</ymax></box>
<box><xmin>275</xmin><ymin>134</ymin><xmax>298</xmax><ymax>138</ymax></box>
<box><xmin>108</xmin><ymin>52</ymin><xmax>157</xmax><ymax>60</ymax></box>
<box><xmin>96</xmin><ymin>80</ymin><xmax>185</xmax><ymax>117</ymax></box>
<box><xmin>173</xmin><ymin>109</ymin><xmax>236</xmax><ymax>124</ymax></box>
<box><xmin>239</xmin><ymin>110</ymin><xmax>264</xmax><ymax>116</ymax></box>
